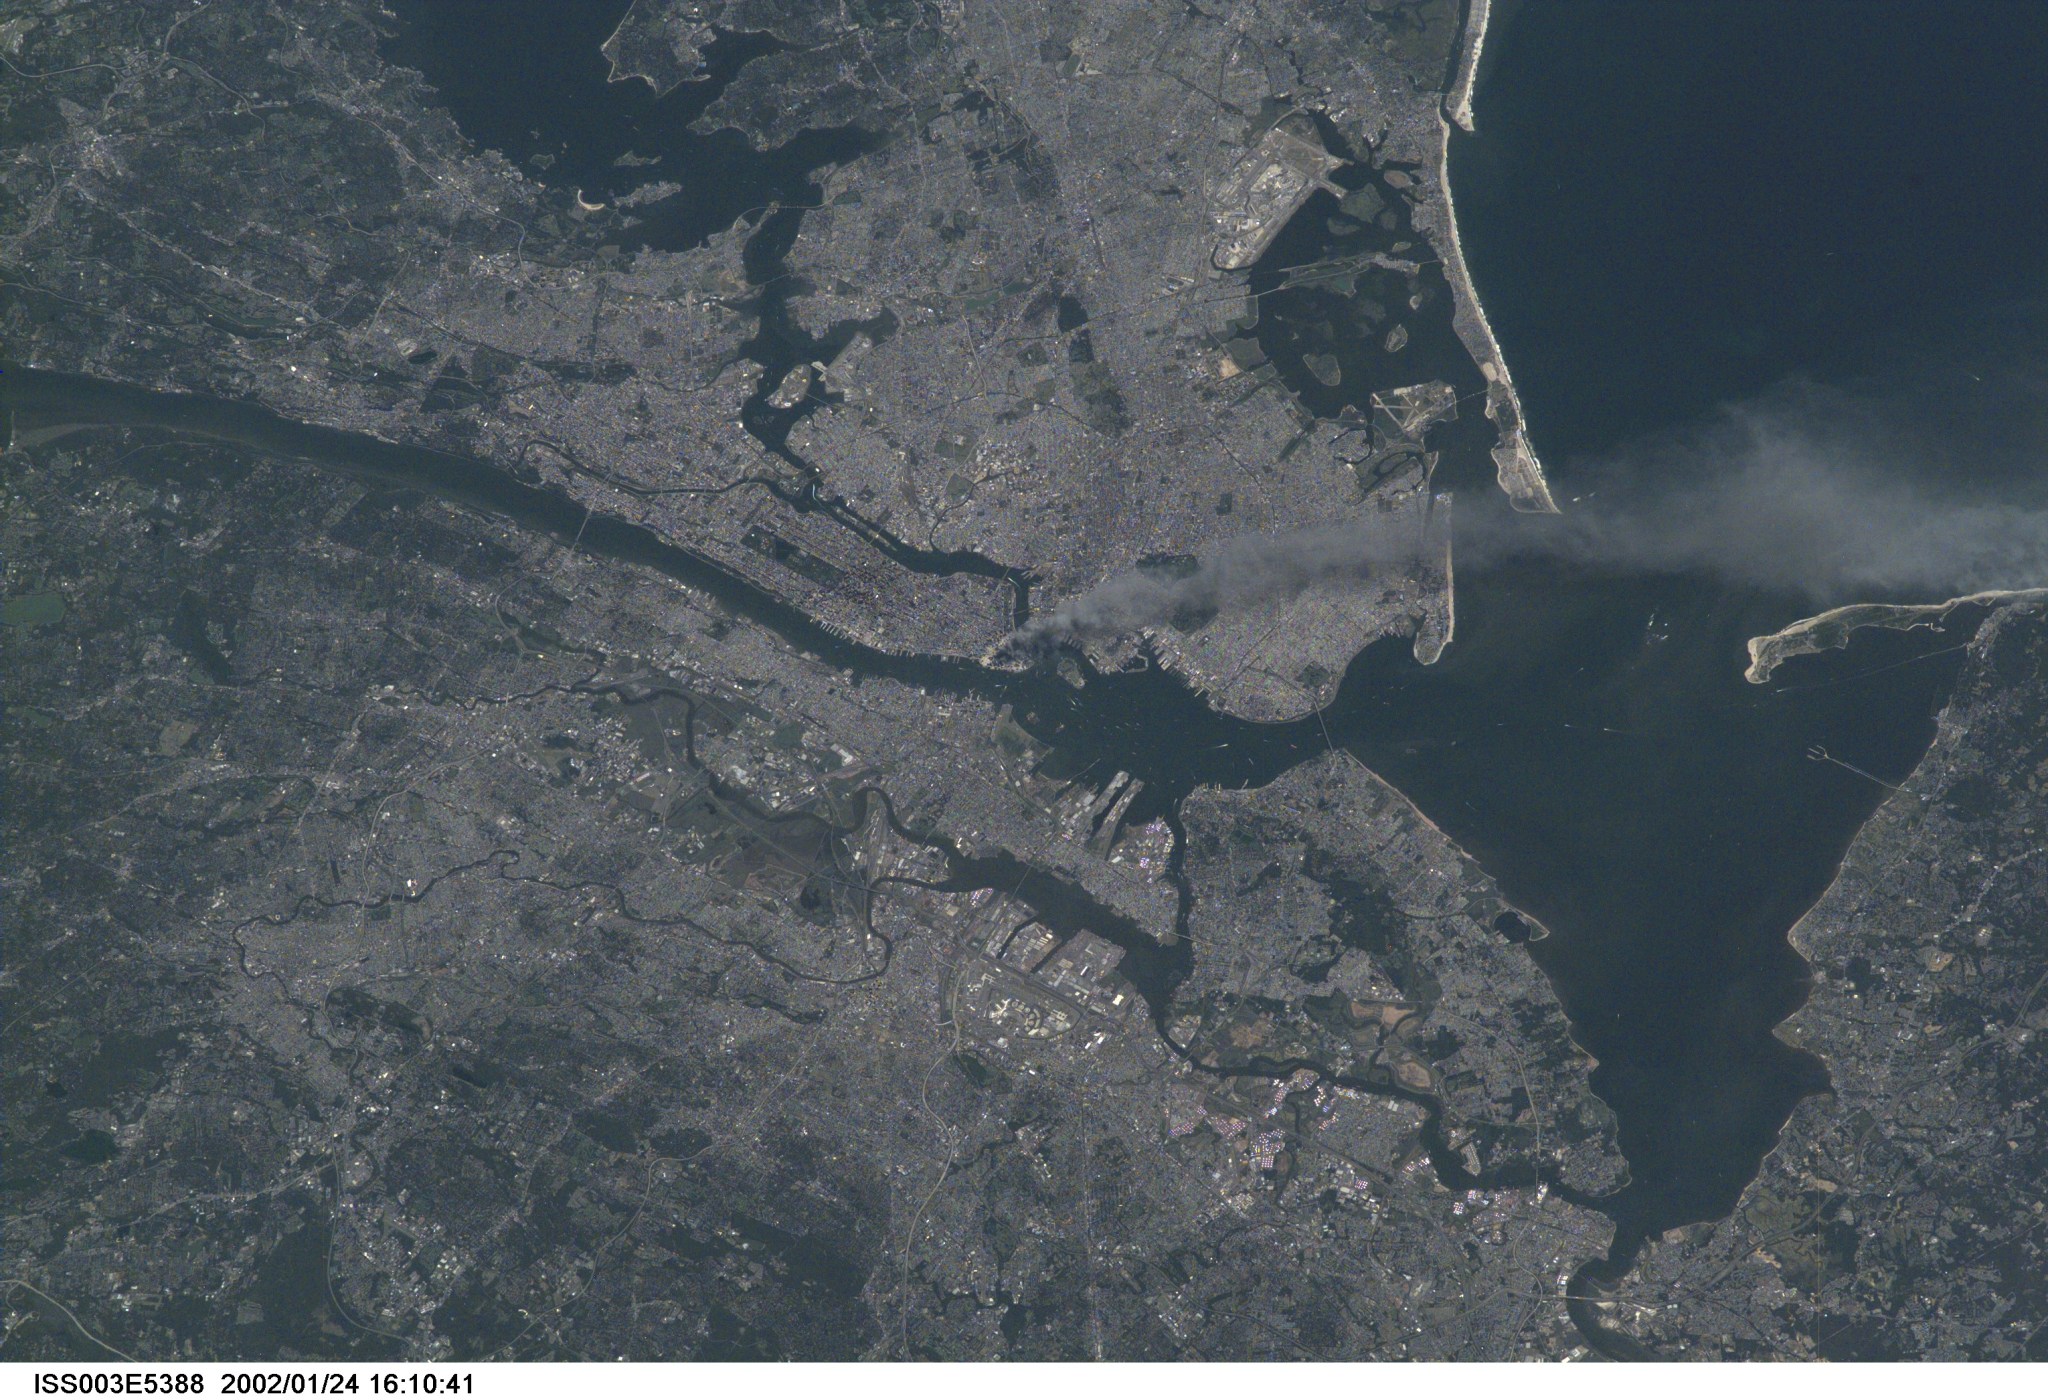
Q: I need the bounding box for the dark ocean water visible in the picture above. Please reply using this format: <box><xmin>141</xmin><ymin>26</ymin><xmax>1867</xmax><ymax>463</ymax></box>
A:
<box><xmin>1439</xmin><ymin>0</ymin><xmax>2048</xmax><ymax>1240</ymax></box>
<box><xmin>1453</xmin><ymin>0</ymin><xmax>2048</xmax><ymax>462</ymax></box>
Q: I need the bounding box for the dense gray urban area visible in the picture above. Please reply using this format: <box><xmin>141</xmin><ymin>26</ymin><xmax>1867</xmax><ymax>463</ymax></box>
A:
<box><xmin>3</xmin><ymin>0</ymin><xmax>2042</xmax><ymax>1361</ymax></box>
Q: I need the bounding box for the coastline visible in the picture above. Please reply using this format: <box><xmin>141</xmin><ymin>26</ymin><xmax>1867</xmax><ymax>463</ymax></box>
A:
<box><xmin>1444</xmin><ymin>0</ymin><xmax>1490</xmax><ymax>133</ymax></box>
<box><xmin>1745</xmin><ymin>589</ymin><xmax>2048</xmax><ymax>683</ymax></box>
<box><xmin>1427</xmin><ymin>1</ymin><xmax>1559</xmax><ymax>514</ymax></box>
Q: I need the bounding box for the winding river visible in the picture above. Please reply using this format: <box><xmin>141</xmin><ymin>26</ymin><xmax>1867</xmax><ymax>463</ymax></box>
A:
<box><xmin>0</xmin><ymin>358</ymin><xmax>1975</xmax><ymax>1254</ymax></box>
<box><xmin>14</xmin><ymin>0</ymin><xmax>2048</xmax><ymax>1348</ymax></box>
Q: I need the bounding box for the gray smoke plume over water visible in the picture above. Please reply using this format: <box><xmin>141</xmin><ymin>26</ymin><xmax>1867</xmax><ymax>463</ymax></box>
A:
<box><xmin>1470</xmin><ymin>381</ymin><xmax>2048</xmax><ymax>600</ymax></box>
<box><xmin>1009</xmin><ymin>377</ymin><xmax>2048</xmax><ymax>651</ymax></box>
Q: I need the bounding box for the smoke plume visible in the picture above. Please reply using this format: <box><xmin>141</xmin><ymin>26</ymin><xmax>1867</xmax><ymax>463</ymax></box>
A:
<box><xmin>1009</xmin><ymin>377</ymin><xmax>2048</xmax><ymax>651</ymax></box>
<box><xmin>1008</xmin><ymin>514</ymin><xmax>1437</xmax><ymax>651</ymax></box>
<box><xmin>1468</xmin><ymin>379</ymin><xmax>2048</xmax><ymax>599</ymax></box>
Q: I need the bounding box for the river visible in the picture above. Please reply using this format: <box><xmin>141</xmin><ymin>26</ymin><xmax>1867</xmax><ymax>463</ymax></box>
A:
<box><xmin>11</xmin><ymin>0</ymin><xmax>2044</xmax><ymax>1314</ymax></box>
